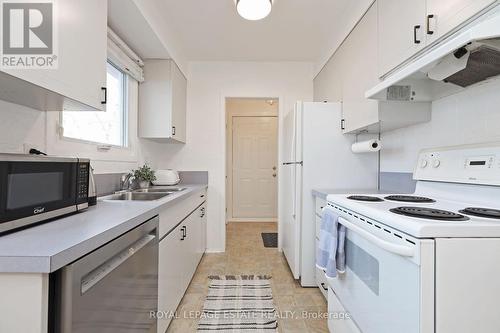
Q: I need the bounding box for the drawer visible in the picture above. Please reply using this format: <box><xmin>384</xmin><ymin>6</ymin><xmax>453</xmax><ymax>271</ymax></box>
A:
<box><xmin>315</xmin><ymin>198</ymin><xmax>326</xmax><ymax>217</ymax></box>
<box><xmin>159</xmin><ymin>188</ymin><xmax>207</xmax><ymax>239</ymax></box>
<box><xmin>315</xmin><ymin>215</ymin><xmax>322</xmax><ymax>240</ymax></box>
<box><xmin>316</xmin><ymin>266</ymin><xmax>328</xmax><ymax>299</ymax></box>
<box><xmin>328</xmin><ymin>288</ymin><xmax>361</xmax><ymax>333</ymax></box>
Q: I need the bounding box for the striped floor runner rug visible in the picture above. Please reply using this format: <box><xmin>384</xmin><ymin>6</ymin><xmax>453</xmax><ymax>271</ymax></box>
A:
<box><xmin>197</xmin><ymin>275</ymin><xmax>278</xmax><ymax>332</ymax></box>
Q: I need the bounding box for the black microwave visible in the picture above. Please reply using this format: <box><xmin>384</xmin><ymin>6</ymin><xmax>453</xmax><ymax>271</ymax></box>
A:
<box><xmin>0</xmin><ymin>154</ymin><xmax>90</xmax><ymax>233</ymax></box>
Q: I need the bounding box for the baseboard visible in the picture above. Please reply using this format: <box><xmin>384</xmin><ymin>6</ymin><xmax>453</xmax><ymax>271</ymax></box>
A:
<box><xmin>205</xmin><ymin>249</ymin><xmax>225</xmax><ymax>253</ymax></box>
<box><xmin>227</xmin><ymin>218</ymin><xmax>278</xmax><ymax>223</ymax></box>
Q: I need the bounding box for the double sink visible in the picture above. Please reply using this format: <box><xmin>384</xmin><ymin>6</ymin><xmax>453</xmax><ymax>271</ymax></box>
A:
<box><xmin>103</xmin><ymin>187</ymin><xmax>187</xmax><ymax>201</ymax></box>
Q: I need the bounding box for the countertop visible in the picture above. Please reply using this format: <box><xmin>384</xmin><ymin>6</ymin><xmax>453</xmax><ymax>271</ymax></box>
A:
<box><xmin>0</xmin><ymin>184</ymin><xmax>207</xmax><ymax>274</ymax></box>
<box><xmin>312</xmin><ymin>188</ymin><xmax>393</xmax><ymax>200</ymax></box>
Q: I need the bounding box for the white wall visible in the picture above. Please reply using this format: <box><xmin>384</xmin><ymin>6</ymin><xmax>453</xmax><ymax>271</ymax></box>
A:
<box><xmin>381</xmin><ymin>78</ymin><xmax>500</xmax><ymax>172</ymax></box>
<box><xmin>151</xmin><ymin>61</ymin><xmax>314</xmax><ymax>252</ymax></box>
<box><xmin>0</xmin><ymin>101</ymin><xmax>46</xmax><ymax>154</ymax></box>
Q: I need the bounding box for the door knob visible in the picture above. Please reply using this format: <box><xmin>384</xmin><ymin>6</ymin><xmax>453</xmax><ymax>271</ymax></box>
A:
<box><xmin>273</xmin><ymin>173</ymin><xmax>277</xmax><ymax>177</ymax></box>
<box><xmin>272</xmin><ymin>166</ymin><xmax>276</xmax><ymax>170</ymax></box>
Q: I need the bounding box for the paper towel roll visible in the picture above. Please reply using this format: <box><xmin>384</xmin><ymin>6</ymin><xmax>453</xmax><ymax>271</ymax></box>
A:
<box><xmin>351</xmin><ymin>139</ymin><xmax>382</xmax><ymax>153</ymax></box>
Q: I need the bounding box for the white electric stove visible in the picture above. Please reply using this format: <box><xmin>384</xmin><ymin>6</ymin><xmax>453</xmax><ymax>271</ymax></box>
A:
<box><xmin>325</xmin><ymin>143</ymin><xmax>500</xmax><ymax>333</ymax></box>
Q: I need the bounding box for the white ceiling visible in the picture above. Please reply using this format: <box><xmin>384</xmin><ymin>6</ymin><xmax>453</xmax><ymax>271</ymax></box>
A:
<box><xmin>156</xmin><ymin>0</ymin><xmax>374</xmax><ymax>67</ymax></box>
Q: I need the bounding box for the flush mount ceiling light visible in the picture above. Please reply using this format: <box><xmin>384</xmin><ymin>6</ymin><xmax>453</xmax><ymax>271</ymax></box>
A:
<box><xmin>236</xmin><ymin>0</ymin><xmax>273</xmax><ymax>21</ymax></box>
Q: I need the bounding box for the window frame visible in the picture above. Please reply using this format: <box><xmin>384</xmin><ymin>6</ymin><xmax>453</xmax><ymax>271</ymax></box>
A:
<box><xmin>60</xmin><ymin>60</ymin><xmax>129</xmax><ymax>149</ymax></box>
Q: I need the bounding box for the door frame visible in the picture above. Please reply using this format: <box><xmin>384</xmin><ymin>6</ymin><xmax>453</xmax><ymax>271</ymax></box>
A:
<box><xmin>226</xmin><ymin>100</ymin><xmax>279</xmax><ymax>223</ymax></box>
<box><xmin>221</xmin><ymin>94</ymin><xmax>285</xmax><ymax>253</ymax></box>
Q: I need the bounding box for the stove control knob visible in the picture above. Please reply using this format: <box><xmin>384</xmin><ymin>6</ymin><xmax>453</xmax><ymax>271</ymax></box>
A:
<box><xmin>420</xmin><ymin>159</ymin><xmax>428</xmax><ymax>168</ymax></box>
<box><xmin>433</xmin><ymin>160</ymin><xmax>441</xmax><ymax>168</ymax></box>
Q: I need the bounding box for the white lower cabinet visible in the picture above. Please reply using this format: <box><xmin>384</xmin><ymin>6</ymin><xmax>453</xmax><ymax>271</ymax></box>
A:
<box><xmin>197</xmin><ymin>202</ymin><xmax>207</xmax><ymax>259</ymax></box>
<box><xmin>328</xmin><ymin>288</ymin><xmax>361</xmax><ymax>333</ymax></box>
<box><xmin>158</xmin><ymin>223</ymin><xmax>186</xmax><ymax>333</ymax></box>
<box><xmin>157</xmin><ymin>190</ymin><xmax>207</xmax><ymax>333</ymax></box>
<box><xmin>314</xmin><ymin>196</ymin><xmax>327</xmax><ymax>299</ymax></box>
<box><xmin>316</xmin><ymin>266</ymin><xmax>328</xmax><ymax>299</ymax></box>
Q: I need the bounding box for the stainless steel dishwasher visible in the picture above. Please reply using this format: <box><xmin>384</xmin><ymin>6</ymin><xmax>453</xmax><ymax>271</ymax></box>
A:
<box><xmin>55</xmin><ymin>216</ymin><xmax>159</xmax><ymax>333</ymax></box>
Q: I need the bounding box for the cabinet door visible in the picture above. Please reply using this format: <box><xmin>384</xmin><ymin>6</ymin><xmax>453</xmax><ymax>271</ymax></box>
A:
<box><xmin>2</xmin><ymin>0</ymin><xmax>107</xmax><ymax>110</ymax></box>
<box><xmin>426</xmin><ymin>0</ymin><xmax>496</xmax><ymax>44</ymax></box>
<box><xmin>341</xmin><ymin>4</ymin><xmax>380</xmax><ymax>133</ymax></box>
<box><xmin>158</xmin><ymin>225</ymin><xmax>185</xmax><ymax>333</ymax></box>
<box><xmin>182</xmin><ymin>214</ymin><xmax>197</xmax><ymax>280</ymax></box>
<box><xmin>171</xmin><ymin>62</ymin><xmax>187</xmax><ymax>143</ymax></box>
<box><xmin>139</xmin><ymin>59</ymin><xmax>186</xmax><ymax>142</ymax></box>
<box><xmin>193</xmin><ymin>203</ymin><xmax>206</xmax><ymax>262</ymax></box>
<box><xmin>139</xmin><ymin>60</ymin><xmax>173</xmax><ymax>139</ymax></box>
<box><xmin>313</xmin><ymin>51</ymin><xmax>344</xmax><ymax>103</ymax></box>
<box><xmin>200</xmin><ymin>203</ymin><xmax>207</xmax><ymax>255</ymax></box>
<box><xmin>378</xmin><ymin>0</ymin><xmax>427</xmax><ymax>77</ymax></box>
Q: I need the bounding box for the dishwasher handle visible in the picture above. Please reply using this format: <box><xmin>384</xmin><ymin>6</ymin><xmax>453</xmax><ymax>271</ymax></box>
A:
<box><xmin>81</xmin><ymin>233</ymin><xmax>156</xmax><ymax>294</ymax></box>
<box><xmin>338</xmin><ymin>216</ymin><xmax>414</xmax><ymax>257</ymax></box>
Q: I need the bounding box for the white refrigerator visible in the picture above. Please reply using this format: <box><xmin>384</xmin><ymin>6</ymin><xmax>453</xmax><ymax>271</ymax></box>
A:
<box><xmin>281</xmin><ymin>101</ymin><xmax>378</xmax><ymax>287</ymax></box>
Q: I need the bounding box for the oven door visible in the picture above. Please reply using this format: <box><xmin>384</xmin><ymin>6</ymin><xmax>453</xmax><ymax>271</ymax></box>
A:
<box><xmin>0</xmin><ymin>160</ymin><xmax>78</xmax><ymax>231</ymax></box>
<box><xmin>328</xmin><ymin>216</ymin><xmax>434</xmax><ymax>333</ymax></box>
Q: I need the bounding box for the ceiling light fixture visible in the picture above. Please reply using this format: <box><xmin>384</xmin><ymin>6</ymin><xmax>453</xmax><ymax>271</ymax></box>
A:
<box><xmin>236</xmin><ymin>0</ymin><xmax>272</xmax><ymax>21</ymax></box>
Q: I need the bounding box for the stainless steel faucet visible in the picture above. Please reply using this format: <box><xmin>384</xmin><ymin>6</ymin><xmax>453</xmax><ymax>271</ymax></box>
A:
<box><xmin>120</xmin><ymin>173</ymin><xmax>135</xmax><ymax>191</ymax></box>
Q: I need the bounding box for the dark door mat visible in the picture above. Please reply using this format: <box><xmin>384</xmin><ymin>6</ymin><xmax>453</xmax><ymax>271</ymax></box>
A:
<box><xmin>261</xmin><ymin>233</ymin><xmax>278</xmax><ymax>248</ymax></box>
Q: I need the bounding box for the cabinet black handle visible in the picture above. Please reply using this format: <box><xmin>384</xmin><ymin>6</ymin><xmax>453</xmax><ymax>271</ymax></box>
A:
<box><xmin>414</xmin><ymin>25</ymin><xmax>421</xmax><ymax>44</ymax></box>
<box><xmin>320</xmin><ymin>283</ymin><xmax>328</xmax><ymax>291</ymax></box>
<box><xmin>426</xmin><ymin>14</ymin><xmax>435</xmax><ymax>35</ymax></box>
<box><xmin>101</xmin><ymin>87</ymin><xmax>107</xmax><ymax>105</ymax></box>
<box><xmin>172</xmin><ymin>126</ymin><xmax>176</xmax><ymax>136</ymax></box>
<box><xmin>181</xmin><ymin>226</ymin><xmax>186</xmax><ymax>240</ymax></box>
<box><xmin>340</xmin><ymin>119</ymin><xmax>345</xmax><ymax>130</ymax></box>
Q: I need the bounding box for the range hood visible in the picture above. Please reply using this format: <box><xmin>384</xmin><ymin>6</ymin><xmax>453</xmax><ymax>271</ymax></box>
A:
<box><xmin>366</xmin><ymin>8</ymin><xmax>500</xmax><ymax>101</ymax></box>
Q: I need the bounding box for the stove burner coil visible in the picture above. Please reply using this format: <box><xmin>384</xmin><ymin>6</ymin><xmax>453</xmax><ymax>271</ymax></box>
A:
<box><xmin>347</xmin><ymin>195</ymin><xmax>384</xmax><ymax>202</ymax></box>
<box><xmin>390</xmin><ymin>207</ymin><xmax>469</xmax><ymax>221</ymax></box>
<box><xmin>385</xmin><ymin>195</ymin><xmax>435</xmax><ymax>203</ymax></box>
<box><xmin>459</xmin><ymin>207</ymin><xmax>500</xmax><ymax>219</ymax></box>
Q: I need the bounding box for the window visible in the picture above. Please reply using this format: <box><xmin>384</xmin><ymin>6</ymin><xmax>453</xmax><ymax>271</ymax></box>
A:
<box><xmin>62</xmin><ymin>61</ymin><xmax>128</xmax><ymax>147</ymax></box>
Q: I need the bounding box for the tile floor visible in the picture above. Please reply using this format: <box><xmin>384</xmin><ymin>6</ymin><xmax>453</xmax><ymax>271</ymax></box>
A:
<box><xmin>166</xmin><ymin>222</ymin><xmax>329</xmax><ymax>333</ymax></box>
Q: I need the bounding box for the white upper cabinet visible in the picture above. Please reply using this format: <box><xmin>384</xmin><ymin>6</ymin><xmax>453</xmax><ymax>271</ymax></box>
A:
<box><xmin>341</xmin><ymin>4</ymin><xmax>380</xmax><ymax>133</ymax></box>
<box><xmin>425</xmin><ymin>0</ymin><xmax>497</xmax><ymax>43</ymax></box>
<box><xmin>0</xmin><ymin>0</ymin><xmax>107</xmax><ymax>111</ymax></box>
<box><xmin>314</xmin><ymin>2</ymin><xmax>432</xmax><ymax>134</ymax></box>
<box><xmin>378</xmin><ymin>0</ymin><xmax>427</xmax><ymax>77</ymax></box>
<box><xmin>342</xmin><ymin>3</ymin><xmax>431</xmax><ymax>134</ymax></box>
<box><xmin>139</xmin><ymin>59</ymin><xmax>187</xmax><ymax>143</ymax></box>
<box><xmin>378</xmin><ymin>0</ymin><xmax>497</xmax><ymax>77</ymax></box>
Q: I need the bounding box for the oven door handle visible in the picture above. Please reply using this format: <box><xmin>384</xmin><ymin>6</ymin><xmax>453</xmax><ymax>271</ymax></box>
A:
<box><xmin>338</xmin><ymin>217</ymin><xmax>415</xmax><ymax>257</ymax></box>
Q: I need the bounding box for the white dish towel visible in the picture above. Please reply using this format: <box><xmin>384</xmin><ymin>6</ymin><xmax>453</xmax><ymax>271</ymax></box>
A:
<box><xmin>316</xmin><ymin>206</ymin><xmax>346</xmax><ymax>278</ymax></box>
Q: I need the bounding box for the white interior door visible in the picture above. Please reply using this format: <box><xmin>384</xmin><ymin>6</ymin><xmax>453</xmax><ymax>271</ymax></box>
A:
<box><xmin>232</xmin><ymin>116</ymin><xmax>278</xmax><ymax>219</ymax></box>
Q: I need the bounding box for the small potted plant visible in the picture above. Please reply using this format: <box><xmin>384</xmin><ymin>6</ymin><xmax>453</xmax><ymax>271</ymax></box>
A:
<box><xmin>132</xmin><ymin>164</ymin><xmax>156</xmax><ymax>189</ymax></box>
